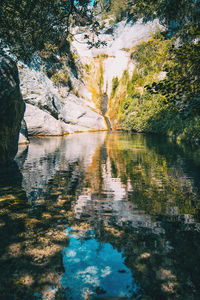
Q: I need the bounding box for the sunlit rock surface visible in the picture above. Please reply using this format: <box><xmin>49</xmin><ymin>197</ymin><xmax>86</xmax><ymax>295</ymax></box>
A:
<box><xmin>72</xmin><ymin>19</ymin><xmax>164</xmax><ymax>96</ymax></box>
<box><xmin>18</xmin><ymin>119</ymin><xmax>29</xmax><ymax>144</ymax></box>
<box><xmin>0</xmin><ymin>53</ymin><xmax>25</xmax><ymax>163</ymax></box>
<box><xmin>18</xmin><ymin>56</ymin><xmax>106</xmax><ymax>136</ymax></box>
<box><xmin>24</xmin><ymin>104</ymin><xmax>68</xmax><ymax>136</ymax></box>
<box><xmin>19</xmin><ymin>58</ymin><xmax>63</xmax><ymax>120</ymax></box>
<box><xmin>62</xmin><ymin>94</ymin><xmax>107</xmax><ymax>130</ymax></box>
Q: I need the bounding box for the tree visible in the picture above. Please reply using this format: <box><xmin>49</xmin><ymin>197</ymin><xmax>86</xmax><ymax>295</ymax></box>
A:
<box><xmin>0</xmin><ymin>0</ymin><xmax>94</xmax><ymax>59</ymax></box>
<box><xmin>104</xmin><ymin>0</ymin><xmax>200</xmax><ymax>34</ymax></box>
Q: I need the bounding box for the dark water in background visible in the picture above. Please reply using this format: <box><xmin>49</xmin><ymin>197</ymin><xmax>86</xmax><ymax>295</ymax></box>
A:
<box><xmin>1</xmin><ymin>132</ymin><xmax>200</xmax><ymax>299</ymax></box>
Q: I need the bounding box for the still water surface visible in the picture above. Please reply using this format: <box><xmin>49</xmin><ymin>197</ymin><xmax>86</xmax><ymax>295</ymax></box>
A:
<box><xmin>1</xmin><ymin>132</ymin><xmax>200</xmax><ymax>299</ymax></box>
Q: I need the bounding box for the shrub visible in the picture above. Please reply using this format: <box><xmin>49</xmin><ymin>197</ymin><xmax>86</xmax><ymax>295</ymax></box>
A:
<box><xmin>51</xmin><ymin>70</ymin><xmax>72</xmax><ymax>89</ymax></box>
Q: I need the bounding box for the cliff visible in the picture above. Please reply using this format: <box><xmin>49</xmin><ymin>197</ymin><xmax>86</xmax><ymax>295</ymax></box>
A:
<box><xmin>0</xmin><ymin>53</ymin><xmax>25</xmax><ymax>163</ymax></box>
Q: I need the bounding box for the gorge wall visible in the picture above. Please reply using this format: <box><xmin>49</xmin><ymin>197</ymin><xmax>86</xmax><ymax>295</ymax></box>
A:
<box><xmin>72</xmin><ymin>18</ymin><xmax>163</xmax><ymax>96</ymax></box>
<box><xmin>17</xmin><ymin>53</ymin><xmax>107</xmax><ymax>137</ymax></box>
<box><xmin>71</xmin><ymin>18</ymin><xmax>164</xmax><ymax>128</ymax></box>
<box><xmin>0</xmin><ymin>53</ymin><xmax>25</xmax><ymax>164</ymax></box>
<box><xmin>0</xmin><ymin>17</ymin><xmax>166</xmax><ymax>149</ymax></box>
<box><xmin>12</xmin><ymin>18</ymin><xmax>162</xmax><ymax>140</ymax></box>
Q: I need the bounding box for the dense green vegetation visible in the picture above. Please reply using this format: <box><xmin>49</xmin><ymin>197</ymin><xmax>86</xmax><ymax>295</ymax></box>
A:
<box><xmin>101</xmin><ymin>0</ymin><xmax>199</xmax><ymax>30</ymax></box>
<box><xmin>106</xmin><ymin>133</ymin><xmax>200</xmax><ymax>215</ymax></box>
<box><xmin>0</xmin><ymin>0</ymin><xmax>94</xmax><ymax>59</ymax></box>
<box><xmin>108</xmin><ymin>30</ymin><xmax>200</xmax><ymax>142</ymax></box>
<box><xmin>0</xmin><ymin>0</ymin><xmax>199</xmax><ymax>142</ymax></box>
<box><xmin>105</xmin><ymin>0</ymin><xmax>200</xmax><ymax>142</ymax></box>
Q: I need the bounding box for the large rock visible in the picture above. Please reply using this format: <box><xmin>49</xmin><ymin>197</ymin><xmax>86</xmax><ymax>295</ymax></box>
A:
<box><xmin>19</xmin><ymin>57</ymin><xmax>107</xmax><ymax>136</ymax></box>
<box><xmin>18</xmin><ymin>119</ymin><xmax>30</xmax><ymax>144</ymax></box>
<box><xmin>0</xmin><ymin>53</ymin><xmax>25</xmax><ymax>164</ymax></box>
<box><xmin>62</xmin><ymin>94</ymin><xmax>107</xmax><ymax>130</ymax></box>
<box><xmin>19</xmin><ymin>60</ymin><xmax>63</xmax><ymax>120</ymax></box>
<box><xmin>25</xmin><ymin>103</ymin><xmax>68</xmax><ymax>136</ymax></box>
<box><xmin>24</xmin><ymin>102</ymin><xmax>107</xmax><ymax>136</ymax></box>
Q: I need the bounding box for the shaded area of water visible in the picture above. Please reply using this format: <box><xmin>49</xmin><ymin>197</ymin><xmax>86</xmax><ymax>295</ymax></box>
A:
<box><xmin>1</xmin><ymin>132</ymin><xmax>200</xmax><ymax>299</ymax></box>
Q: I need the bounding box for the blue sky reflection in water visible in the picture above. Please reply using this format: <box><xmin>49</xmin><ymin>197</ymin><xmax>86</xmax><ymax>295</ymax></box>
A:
<box><xmin>61</xmin><ymin>227</ymin><xmax>140</xmax><ymax>299</ymax></box>
<box><xmin>2</xmin><ymin>132</ymin><xmax>200</xmax><ymax>299</ymax></box>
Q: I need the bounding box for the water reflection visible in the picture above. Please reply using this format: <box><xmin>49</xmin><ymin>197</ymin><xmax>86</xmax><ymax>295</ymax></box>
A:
<box><xmin>0</xmin><ymin>132</ymin><xmax>200</xmax><ymax>299</ymax></box>
<box><xmin>61</xmin><ymin>227</ymin><xmax>139</xmax><ymax>299</ymax></box>
<box><xmin>16</xmin><ymin>133</ymin><xmax>106</xmax><ymax>203</ymax></box>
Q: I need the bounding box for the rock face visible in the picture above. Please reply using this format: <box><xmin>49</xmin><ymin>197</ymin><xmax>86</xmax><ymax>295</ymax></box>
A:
<box><xmin>18</xmin><ymin>119</ymin><xmax>29</xmax><ymax>144</ymax></box>
<box><xmin>19</xmin><ymin>59</ymin><xmax>63</xmax><ymax>120</ymax></box>
<box><xmin>24</xmin><ymin>100</ymin><xmax>107</xmax><ymax>137</ymax></box>
<box><xmin>25</xmin><ymin>103</ymin><xmax>67</xmax><ymax>136</ymax></box>
<box><xmin>0</xmin><ymin>53</ymin><xmax>25</xmax><ymax>164</ymax></box>
<box><xmin>18</xmin><ymin>58</ymin><xmax>107</xmax><ymax>136</ymax></box>
<box><xmin>62</xmin><ymin>94</ymin><xmax>107</xmax><ymax>130</ymax></box>
<box><xmin>72</xmin><ymin>18</ymin><xmax>164</xmax><ymax>96</ymax></box>
<box><xmin>13</xmin><ymin>19</ymin><xmax>163</xmax><ymax>139</ymax></box>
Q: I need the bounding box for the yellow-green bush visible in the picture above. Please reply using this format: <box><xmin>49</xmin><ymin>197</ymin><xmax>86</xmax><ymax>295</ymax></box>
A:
<box><xmin>51</xmin><ymin>70</ymin><xmax>72</xmax><ymax>89</ymax></box>
<box><xmin>109</xmin><ymin>31</ymin><xmax>200</xmax><ymax>143</ymax></box>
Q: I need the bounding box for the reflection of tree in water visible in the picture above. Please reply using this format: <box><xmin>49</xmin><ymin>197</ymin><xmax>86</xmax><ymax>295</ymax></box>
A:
<box><xmin>1</xmin><ymin>132</ymin><xmax>200</xmax><ymax>299</ymax></box>
<box><xmin>106</xmin><ymin>133</ymin><xmax>200</xmax><ymax>216</ymax></box>
<box><xmin>0</xmin><ymin>133</ymin><xmax>106</xmax><ymax>299</ymax></box>
<box><xmin>93</xmin><ymin>217</ymin><xmax>200</xmax><ymax>299</ymax></box>
<box><xmin>83</xmin><ymin>144</ymin><xmax>106</xmax><ymax>194</ymax></box>
<box><xmin>75</xmin><ymin>133</ymin><xmax>200</xmax><ymax>299</ymax></box>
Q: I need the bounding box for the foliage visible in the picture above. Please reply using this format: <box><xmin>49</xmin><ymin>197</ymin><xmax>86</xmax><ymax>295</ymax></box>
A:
<box><xmin>108</xmin><ymin>71</ymin><xmax>127</xmax><ymax>128</ymax></box>
<box><xmin>131</xmin><ymin>32</ymin><xmax>173</xmax><ymax>76</ymax></box>
<box><xmin>0</xmin><ymin>0</ymin><xmax>96</xmax><ymax>59</ymax></box>
<box><xmin>98</xmin><ymin>60</ymin><xmax>104</xmax><ymax>90</ymax></box>
<box><xmin>106</xmin><ymin>0</ymin><xmax>129</xmax><ymax>22</ymax></box>
<box><xmin>51</xmin><ymin>69</ymin><xmax>72</xmax><ymax>89</ymax></box>
<box><xmin>95</xmin><ymin>53</ymin><xmax>109</xmax><ymax>59</ymax></box>
<box><xmin>102</xmin><ymin>0</ymin><xmax>200</xmax><ymax>32</ymax></box>
<box><xmin>87</xmin><ymin>57</ymin><xmax>105</xmax><ymax>113</ymax></box>
<box><xmin>109</xmin><ymin>30</ymin><xmax>200</xmax><ymax>142</ymax></box>
<box><xmin>146</xmin><ymin>41</ymin><xmax>200</xmax><ymax>117</ymax></box>
<box><xmin>84</xmin><ymin>63</ymin><xmax>92</xmax><ymax>74</ymax></box>
<box><xmin>111</xmin><ymin>76</ymin><xmax>119</xmax><ymax>98</ymax></box>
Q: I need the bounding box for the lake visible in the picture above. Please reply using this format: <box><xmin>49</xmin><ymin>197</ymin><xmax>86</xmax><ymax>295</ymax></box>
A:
<box><xmin>0</xmin><ymin>132</ymin><xmax>200</xmax><ymax>299</ymax></box>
